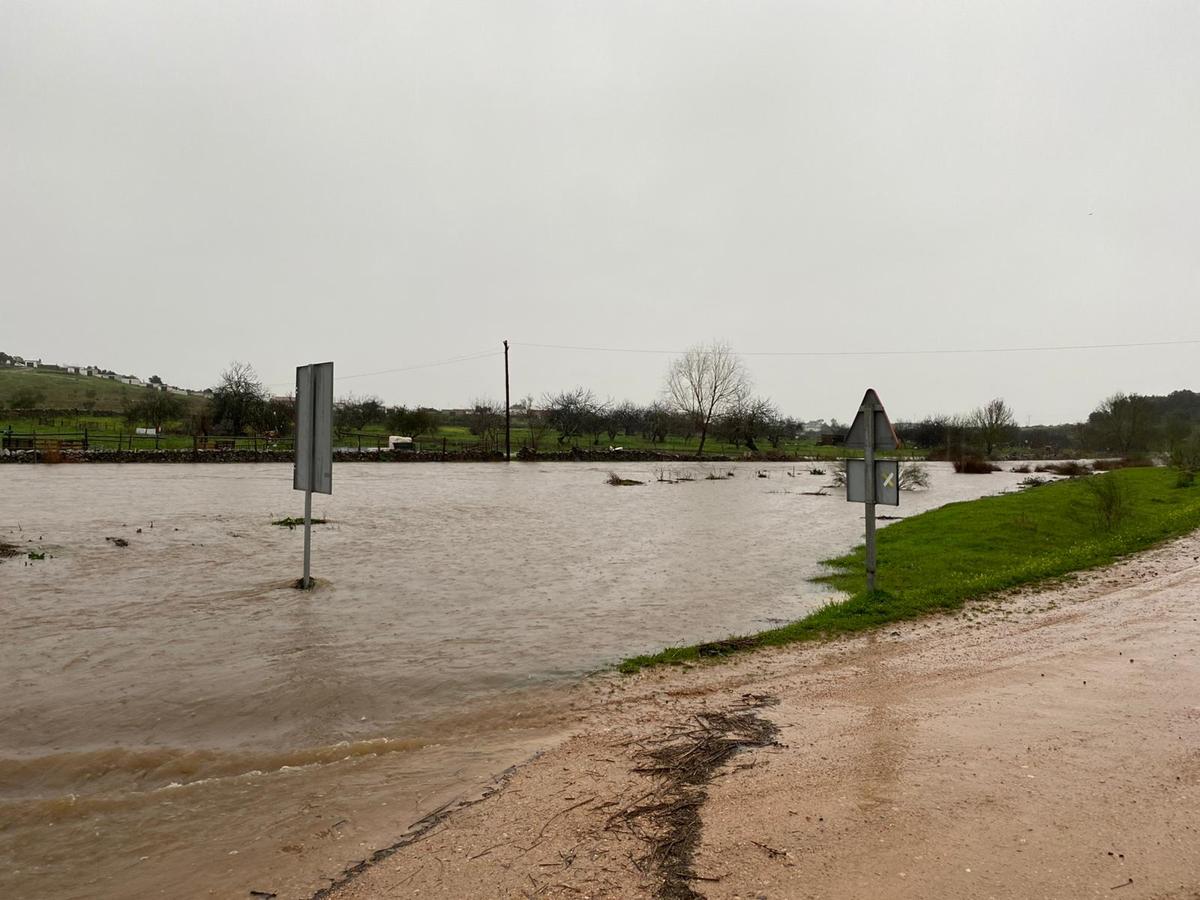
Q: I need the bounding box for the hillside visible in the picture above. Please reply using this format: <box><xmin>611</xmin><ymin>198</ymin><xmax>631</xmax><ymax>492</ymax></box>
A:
<box><xmin>0</xmin><ymin>367</ymin><xmax>206</xmax><ymax>413</ymax></box>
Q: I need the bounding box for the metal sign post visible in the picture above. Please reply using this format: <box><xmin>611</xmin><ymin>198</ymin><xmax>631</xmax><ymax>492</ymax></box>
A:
<box><xmin>294</xmin><ymin>362</ymin><xmax>333</xmax><ymax>589</ymax></box>
<box><xmin>844</xmin><ymin>388</ymin><xmax>900</xmax><ymax>593</ymax></box>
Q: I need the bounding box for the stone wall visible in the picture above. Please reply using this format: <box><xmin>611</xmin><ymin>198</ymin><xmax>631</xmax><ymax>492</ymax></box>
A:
<box><xmin>0</xmin><ymin>446</ymin><xmax>741</xmax><ymax>464</ymax></box>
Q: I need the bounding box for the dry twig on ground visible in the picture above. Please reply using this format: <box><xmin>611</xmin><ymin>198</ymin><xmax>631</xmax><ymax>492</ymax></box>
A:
<box><xmin>607</xmin><ymin>695</ymin><xmax>779</xmax><ymax>899</ymax></box>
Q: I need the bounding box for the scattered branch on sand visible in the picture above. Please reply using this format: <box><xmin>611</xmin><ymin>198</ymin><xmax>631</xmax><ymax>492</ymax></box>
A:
<box><xmin>518</xmin><ymin>797</ymin><xmax>596</xmax><ymax>856</ymax></box>
<box><xmin>751</xmin><ymin>840</ymin><xmax>786</xmax><ymax>858</ymax></box>
<box><xmin>606</xmin><ymin>694</ymin><xmax>779</xmax><ymax>899</ymax></box>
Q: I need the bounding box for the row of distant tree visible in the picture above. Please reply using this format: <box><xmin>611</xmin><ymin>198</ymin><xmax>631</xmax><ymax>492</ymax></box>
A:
<box><xmin>896</xmin><ymin>390</ymin><xmax>1200</xmax><ymax>458</ymax></box>
<box><xmin>148</xmin><ymin>356</ymin><xmax>1200</xmax><ymax>460</ymax></box>
<box><xmin>22</xmin><ymin>350</ymin><xmax>1199</xmax><ymax>459</ymax></box>
<box><xmin>457</xmin><ymin>390</ymin><xmax>793</xmax><ymax>452</ymax></box>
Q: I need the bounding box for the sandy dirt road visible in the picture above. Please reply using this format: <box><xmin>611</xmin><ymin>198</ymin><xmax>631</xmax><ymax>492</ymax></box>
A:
<box><xmin>327</xmin><ymin>534</ymin><xmax>1200</xmax><ymax>900</ymax></box>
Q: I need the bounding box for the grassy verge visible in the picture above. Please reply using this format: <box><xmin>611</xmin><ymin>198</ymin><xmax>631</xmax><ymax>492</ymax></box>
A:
<box><xmin>619</xmin><ymin>467</ymin><xmax>1200</xmax><ymax>673</ymax></box>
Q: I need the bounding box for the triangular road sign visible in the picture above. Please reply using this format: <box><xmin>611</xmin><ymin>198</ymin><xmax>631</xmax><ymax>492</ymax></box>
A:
<box><xmin>844</xmin><ymin>388</ymin><xmax>901</xmax><ymax>450</ymax></box>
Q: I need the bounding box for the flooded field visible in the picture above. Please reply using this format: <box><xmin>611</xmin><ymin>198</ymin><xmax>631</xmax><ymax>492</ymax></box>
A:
<box><xmin>0</xmin><ymin>460</ymin><xmax>1039</xmax><ymax>899</ymax></box>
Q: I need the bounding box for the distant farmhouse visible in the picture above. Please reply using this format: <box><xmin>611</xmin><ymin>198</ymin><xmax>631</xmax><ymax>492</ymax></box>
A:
<box><xmin>1</xmin><ymin>350</ymin><xmax>207</xmax><ymax>396</ymax></box>
<box><xmin>0</xmin><ymin>353</ymin><xmax>41</xmax><ymax>368</ymax></box>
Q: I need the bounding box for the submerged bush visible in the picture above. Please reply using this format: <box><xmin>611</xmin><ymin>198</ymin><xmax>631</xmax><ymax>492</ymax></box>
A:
<box><xmin>1035</xmin><ymin>461</ymin><xmax>1091</xmax><ymax>477</ymax></box>
<box><xmin>953</xmin><ymin>457</ymin><xmax>1002</xmax><ymax>474</ymax></box>
<box><xmin>898</xmin><ymin>461</ymin><xmax>931</xmax><ymax>490</ymax></box>
<box><xmin>1093</xmin><ymin>457</ymin><xmax>1154</xmax><ymax>471</ymax></box>
<box><xmin>607</xmin><ymin>471</ymin><xmax>644</xmax><ymax>486</ymax></box>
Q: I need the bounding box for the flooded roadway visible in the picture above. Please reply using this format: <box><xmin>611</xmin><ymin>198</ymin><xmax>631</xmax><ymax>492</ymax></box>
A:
<box><xmin>0</xmin><ymin>460</ymin><xmax>1037</xmax><ymax>898</ymax></box>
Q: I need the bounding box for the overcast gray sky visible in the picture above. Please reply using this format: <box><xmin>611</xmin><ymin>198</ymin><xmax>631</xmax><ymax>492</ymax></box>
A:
<box><xmin>3</xmin><ymin>1</ymin><xmax>1197</xmax><ymax>424</ymax></box>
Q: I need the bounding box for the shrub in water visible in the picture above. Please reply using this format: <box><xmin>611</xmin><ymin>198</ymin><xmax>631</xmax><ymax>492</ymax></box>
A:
<box><xmin>953</xmin><ymin>457</ymin><xmax>1001</xmax><ymax>474</ymax></box>
<box><xmin>1093</xmin><ymin>457</ymin><xmax>1154</xmax><ymax>471</ymax></box>
<box><xmin>898</xmin><ymin>461</ymin><xmax>931</xmax><ymax>490</ymax></box>
<box><xmin>1034</xmin><ymin>461</ymin><xmax>1091</xmax><ymax>477</ymax></box>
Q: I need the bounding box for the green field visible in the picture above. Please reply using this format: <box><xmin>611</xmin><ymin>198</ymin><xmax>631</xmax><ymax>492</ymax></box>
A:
<box><xmin>0</xmin><ymin>409</ymin><xmax>913</xmax><ymax>457</ymax></box>
<box><xmin>0</xmin><ymin>367</ymin><xmax>913</xmax><ymax>458</ymax></box>
<box><xmin>620</xmin><ymin>466</ymin><xmax>1200</xmax><ymax>671</ymax></box>
<box><xmin>0</xmin><ymin>367</ymin><xmax>206</xmax><ymax>412</ymax></box>
<box><xmin>349</xmin><ymin>422</ymin><xmax>887</xmax><ymax>459</ymax></box>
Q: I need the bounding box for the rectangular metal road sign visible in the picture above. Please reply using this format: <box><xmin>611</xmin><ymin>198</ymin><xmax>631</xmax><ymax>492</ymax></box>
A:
<box><xmin>295</xmin><ymin>362</ymin><xmax>333</xmax><ymax>495</ymax></box>
<box><xmin>846</xmin><ymin>458</ymin><xmax>900</xmax><ymax>506</ymax></box>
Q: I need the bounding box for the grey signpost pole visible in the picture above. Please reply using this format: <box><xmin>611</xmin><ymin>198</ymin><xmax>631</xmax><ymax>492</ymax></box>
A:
<box><xmin>302</xmin><ymin>482</ymin><xmax>314</xmax><ymax>589</ymax></box>
<box><xmin>864</xmin><ymin>402</ymin><xmax>877</xmax><ymax>593</ymax></box>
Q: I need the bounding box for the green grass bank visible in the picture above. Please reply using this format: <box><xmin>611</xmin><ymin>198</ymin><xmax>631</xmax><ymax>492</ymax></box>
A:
<box><xmin>620</xmin><ymin>467</ymin><xmax>1200</xmax><ymax>673</ymax></box>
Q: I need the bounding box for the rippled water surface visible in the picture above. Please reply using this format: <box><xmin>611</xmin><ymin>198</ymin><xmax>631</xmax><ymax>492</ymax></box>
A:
<box><xmin>0</xmin><ymin>460</ymin><xmax>1038</xmax><ymax>898</ymax></box>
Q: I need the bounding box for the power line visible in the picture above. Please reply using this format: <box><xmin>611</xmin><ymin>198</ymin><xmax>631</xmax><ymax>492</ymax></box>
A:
<box><xmin>266</xmin><ymin>349</ymin><xmax>501</xmax><ymax>388</ymax></box>
<box><xmin>261</xmin><ymin>335</ymin><xmax>1194</xmax><ymax>389</ymax></box>
<box><xmin>511</xmin><ymin>338</ymin><xmax>1200</xmax><ymax>358</ymax></box>
<box><xmin>336</xmin><ymin>349</ymin><xmax>502</xmax><ymax>380</ymax></box>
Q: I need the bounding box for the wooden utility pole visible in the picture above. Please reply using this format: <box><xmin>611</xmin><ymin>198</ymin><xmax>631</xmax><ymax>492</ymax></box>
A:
<box><xmin>504</xmin><ymin>340</ymin><xmax>511</xmax><ymax>460</ymax></box>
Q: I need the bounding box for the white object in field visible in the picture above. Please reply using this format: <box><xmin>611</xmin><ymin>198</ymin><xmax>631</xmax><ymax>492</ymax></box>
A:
<box><xmin>389</xmin><ymin>435</ymin><xmax>414</xmax><ymax>449</ymax></box>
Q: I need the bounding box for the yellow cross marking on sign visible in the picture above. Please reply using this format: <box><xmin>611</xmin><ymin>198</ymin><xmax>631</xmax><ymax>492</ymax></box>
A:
<box><xmin>882</xmin><ymin>471</ymin><xmax>896</xmax><ymax>488</ymax></box>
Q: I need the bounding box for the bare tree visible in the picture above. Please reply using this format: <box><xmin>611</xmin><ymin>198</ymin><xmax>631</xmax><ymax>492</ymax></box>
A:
<box><xmin>664</xmin><ymin>341</ymin><xmax>751</xmax><ymax>457</ymax></box>
<box><xmin>544</xmin><ymin>387</ymin><xmax>601</xmax><ymax>446</ymax></box>
<box><xmin>766</xmin><ymin>415</ymin><xmax>797</xmax><ymax>450</ymax></box>
<box><xmin>717</xmin><ymin>395</ymin><xmax>778</xmax><ymax>451</ymax></box>
<box><xmin>515</xmin><ymin>394</ymin><xmax>551</xmax><ymax>451</ymax></box>
<box><xmin>612</xmin><ymin>401</ymin><xmax>642</xmax><ymax>440</ymax></box>
<box><xmin>334</xmin><ymin>393</ymin><xmax>386</xmax><ymax>436</ymax></box>
<box><xmin>970</xmin><ymin>398</ymin><xmax>1016</xmax><ymax>457</ymax></box>
<box><xmin>210</xmin><ymin>361</ymin><xmax>267</xmax><ymax>435</ymax></box>
<box><xmin>468</xmin><ymin>398</ymin><xmax>504</xmax><ymax>449</ymax></box>
<box><xmin>586</xmin><ymin>397</ymin><xmax>614</xmax><ymax>445</ymax></box>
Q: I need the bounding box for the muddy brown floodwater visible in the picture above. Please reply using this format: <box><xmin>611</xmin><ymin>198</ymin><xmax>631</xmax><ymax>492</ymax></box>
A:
<box><xmin>0</xmin><ymin>460</ymin><xmax>1041</xmax><ymax>899</ymax></box>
